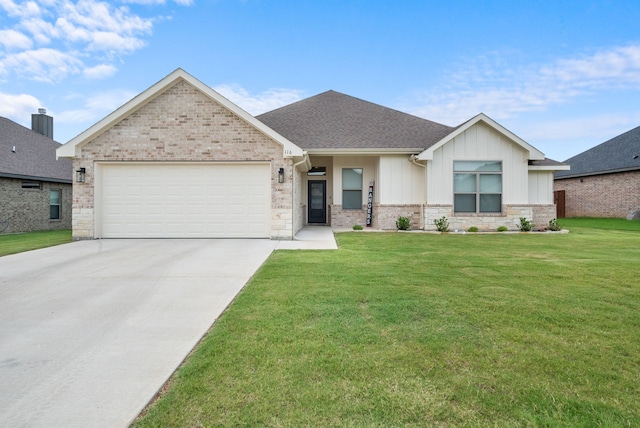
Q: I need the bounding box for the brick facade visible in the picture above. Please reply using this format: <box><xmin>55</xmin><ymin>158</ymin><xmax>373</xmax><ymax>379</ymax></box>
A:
<box><xmin>0</xmin><ymin>177</ymin><xmax>72</xmax><ymax>234</ymax></box>
<box><xmin>554</xmin><ymin>170</ymin><xmax>640</xmax><ymax>218</ymax></box>
<box><xmin>73</xmin><ymin>79</ymin><xmax>294</xmax><ymax>240</ymax></box>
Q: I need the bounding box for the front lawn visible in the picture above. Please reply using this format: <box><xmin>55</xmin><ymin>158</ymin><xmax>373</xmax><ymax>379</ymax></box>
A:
<box><xmin>134</xmin><ymin>219</ymin><xmax>640</xmax><ymax>427</ymax></box>
<box><xmin>0</xmin><ymin>229</ymin><xmax>72</xmax><ymax>257</ymax></box>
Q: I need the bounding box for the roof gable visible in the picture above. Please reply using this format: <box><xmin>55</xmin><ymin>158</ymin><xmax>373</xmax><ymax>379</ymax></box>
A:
<box><xmin>417</xmin><ymin>113</ymin><xmax>545</xmax><ymax>161</ymax></box>
<box><xmin>57</xmin><ymin>68</ymin><xmax>303</xmax><ymax>158</ymax></box>
<box><xmin>257</xmin><ymin>90</ymin><xmax>454</xmax><ymax>152</ymax></box>
<box><xmin>555</xmin><ymin>124</ymin><xmax>640</xmax><ymax>178</ymax></box>
<box><xmin>0</xmin><ymin>117</ymin><xmax>72</xmax><ymax>182</ymax></box>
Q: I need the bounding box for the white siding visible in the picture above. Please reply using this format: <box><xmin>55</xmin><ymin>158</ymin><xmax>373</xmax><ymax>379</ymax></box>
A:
<box><xmin>528</xmin><ymin>171</ymin><xmax>554</xmax><ymax>204</ymax></box>
<box><xmin>427</xmin><ymin>122</ymin><xmax>529</xmax><ymax>205</ymax></box>
<box><xmin>378</xmin><ymin>155</ymin><xmax>425</xmax><ymax>204</ymax></box>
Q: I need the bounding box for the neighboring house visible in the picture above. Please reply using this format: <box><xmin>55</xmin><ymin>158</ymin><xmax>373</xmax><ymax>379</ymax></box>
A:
<box><xmin>0</xmin><ymin>113</ymin><xmax>72</xmax><ymax>234</ymax></box>
<box><xmin>554</xmin><ymin>125</ymin><xmax>640</xmax><ymax>219</ymax></box>
<box><xmin>56</xmin><ymin>68</ymin><xmax>568</xmax><ymax>240</ymax></box>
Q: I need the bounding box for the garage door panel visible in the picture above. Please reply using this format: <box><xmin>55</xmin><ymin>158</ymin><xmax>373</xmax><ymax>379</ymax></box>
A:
<box><xmin>100</xmin><ymin>163</ymin><xmax>270</xmax><ymax>238</ymax></box>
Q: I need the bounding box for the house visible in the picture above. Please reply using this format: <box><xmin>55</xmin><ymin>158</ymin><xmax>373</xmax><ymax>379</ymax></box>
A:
<box><xmin>1</xmin><ymin>113</ymin><xmax>72</xmax><ymax>234</ymax></box>
<box><xmin>56</xmin><ymin>68</ymin><xmax>568</xmax><ymax>240</ymax></box>
<box><xmin>554</xmin><ymin>125</ymin><xmax>640</xmax><ymax>219</ymax></box>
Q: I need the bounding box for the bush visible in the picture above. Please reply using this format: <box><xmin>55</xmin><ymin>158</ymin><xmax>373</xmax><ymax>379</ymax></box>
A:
<box><xmin>353</xmin><ymin>224</ymin><xmax>363</xmax><ymax>230</ymax></box>
<box><xmin>468</xmin><ymin>226</ymin><xmax>479</xmax><ymax>232</ymax></box>
<box><xmin>497</xmin><ymin>226</ymin><xmax>509</xmax><ymax>232</ymax></box>
<box><xmin>518</xmin><ymin>217</ymin><xmax>534</xmax><ymax>232</ymax></box>
<box><xmin>548</xmin><ymin>218</ymin><xmax>562</xmax><ymax>231</ymax></box>
<box><xmin>433</xmin><ymin>216</ymin><xmax>449</xmax><ymax>232</ymax></box>
<box><xmin>396</xmin><ymin>216</ymin><xmax>411</xmax><ymax>230</ymax></box>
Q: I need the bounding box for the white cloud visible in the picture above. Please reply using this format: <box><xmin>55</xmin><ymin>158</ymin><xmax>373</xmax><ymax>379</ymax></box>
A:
<box><xmin>406</xmin><ymin>44</ymin><xmax>640</xmax><ymax>125</ymax></box>
<box><xmin>518</xmin><ymin>112</ymin><xmax>640</xmax><ymax>143</ymax></box>
<box><xmin>0</xmin><ymin>91</ymin><xmax>43</xmax><ymax>123</ymax></box>
<box><xmin>0</xmin><ymin>29</ymin><xmax>33</xmax><ymax>50</ymax></box>
<box><xmin>57</xmin><ymin>88</ymin><xmax>137</xmax><ymax>125</ymax></box>
<box><xmin>82</xmin><ymin>63</ymin><xmax>117</xmax><ymax>79</ymax></box>
<box><xmin>1</xmin><ymin>48</ymin><xmax>83</xmax><ymax>82</ymax></box>
<box><xmin>214</xmin><ymin>84</ymin><xmax>305</xmax><ymax>115</ymax></box>
<box><xmin>0</xmin><ymin>0</ymin><xmax>187</xmax><ymax>83</ymax></box>
<box><xmin>0</xmin><ymin>0</ymin><xmax>42</xmax><ymax>18</ymax></box>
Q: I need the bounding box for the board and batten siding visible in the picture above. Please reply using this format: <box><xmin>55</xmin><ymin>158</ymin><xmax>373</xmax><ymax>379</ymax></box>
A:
<box><xmin>378</xmin><ymin>155</ymin><xmax>425</xmax><ymax>204</ymax></box>
<box><xmin>528</xmin><ymin>171</ymin><xmax>554</xmax><ymax>204</ymax></box>
<box><xmin>426</xmin><ymin>122</ymin><xmax>529</xmax><ymax>205</ymax></box>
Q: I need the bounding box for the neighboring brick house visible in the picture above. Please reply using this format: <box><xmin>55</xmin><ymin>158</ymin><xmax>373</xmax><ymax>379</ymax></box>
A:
<box><xmin>0</xmin><ymin>114</ymin><xmax>72</xmax><ymax>234</ymax></box>
<box><xmin>57</xmin><ymin>69</ymin><xmax>568</xmax><ymax>240</ymax></box>
<box><xmin>554</xmin><ymin>125</ymin><xmax>640</xmax><ymax>219</ymax></box>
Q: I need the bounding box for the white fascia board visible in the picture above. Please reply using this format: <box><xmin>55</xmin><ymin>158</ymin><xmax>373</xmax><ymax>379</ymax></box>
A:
<box><xmin>417</xmin><ymin>113</ymin><xmax>545</xmax><ymax>161</ymax></box>
<box><xmin>529</xmin><ymin>164</ymin><xmax>571</xmax><ymax>171</ymax></box>
<box><xmin>307</xmin><ymin>148</ymin><xmax>424</xmax><ymax>156</ymax></box>
<box><xmin>55</xmin><ymin>68</ymin><xmax>303</xmax><ymax>159</ymax></box>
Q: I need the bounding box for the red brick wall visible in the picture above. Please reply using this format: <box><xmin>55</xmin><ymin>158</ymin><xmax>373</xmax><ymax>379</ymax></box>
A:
<box><xmin>554</xmin><ymin>170</ymin><xmax>640</xmax><ymax>218</ymax></box>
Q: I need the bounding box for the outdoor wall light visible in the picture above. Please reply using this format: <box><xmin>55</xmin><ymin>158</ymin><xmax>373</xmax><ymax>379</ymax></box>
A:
<box><xmin>76</xmin><ymin>167</ymin><xmax>86</xmax><ymax>183</ymax></box>
<box><xmin>278</xmin><ymin>167</ymin><xmax>285</xmax><ymax>183</ymax></box>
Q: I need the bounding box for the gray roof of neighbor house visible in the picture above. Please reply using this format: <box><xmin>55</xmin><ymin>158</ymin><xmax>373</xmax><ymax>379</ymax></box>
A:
<box><xmin>555</xmin><ymin>124</ymin><xmax>640</xmax><ymax>179</ymax></box>
<box><xmin>0</xmin><ymin>117</ymin><xmax>72</xmax><ymax>183</ymax></box>
<box><xmin>256</xmin><ymin>90</ymin><xmax>455</xmax><ymax>151</ymax></box>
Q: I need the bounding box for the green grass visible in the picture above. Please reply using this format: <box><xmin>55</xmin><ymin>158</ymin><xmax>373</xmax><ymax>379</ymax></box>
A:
<box><xmin>133</xmin><ymin>219</ymin><xmax>640</xmax><ymax>427</ymax></box>
<box><xmin>0</xmin><ymin>229</ymin><xmax>72</xmax><ymax>256</ymax></box>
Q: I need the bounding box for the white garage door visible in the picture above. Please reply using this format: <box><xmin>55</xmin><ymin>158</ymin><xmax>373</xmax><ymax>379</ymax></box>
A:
<box><xmin>99</xmin><ymin>163</ymin><xmax>271</xmax><ymax>238</ymax></box>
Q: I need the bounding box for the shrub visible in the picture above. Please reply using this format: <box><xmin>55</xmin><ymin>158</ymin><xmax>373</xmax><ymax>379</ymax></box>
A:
<box><xmin>548</xmin><ymin>218</ymin><xmax>562</xmax><ymax>231</ymax></box>
<box><xmin>468</xmin><ymin>226</ymin><xmax>479</xmax><ymax>232</ymax></box>
<box><xmin>518</xmin><ymin>217</ymin><xmax>534</xmax><ymax>232</ymax></box>
<box><xmin>497</xmin><ymin>226</ymin><xmax>509</xmax><ymax>232</ymax></box>
<box><xmin>396</xmin><ymin>216</ymin><xmax>411</xmax><ymax>230</ymax></box>
<box><xmin>353</xmin><ymin>224</ymin><xmax>363</xmax><ymax>230</ymax></box>
<box><xmin>433</xmin><ymin>216</ymin><xmax>449</xmax><ymax>232</ymax></box>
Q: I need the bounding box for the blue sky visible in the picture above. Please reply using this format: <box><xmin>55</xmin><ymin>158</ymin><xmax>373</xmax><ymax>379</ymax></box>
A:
<box><xmin>1</xmin><ymin>0</ymin><xmax>640</xmax><ymax>161</ymax></box>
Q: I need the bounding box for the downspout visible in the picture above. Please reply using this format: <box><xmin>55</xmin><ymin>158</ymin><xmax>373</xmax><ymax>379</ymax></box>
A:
<box><xmin>291</xmin><ymin>151</ymin><xmax>310</xmax><ymax>239</ymax></box>
<box><xmin>409</xmin><ymin>154</ymin><xmax>427</xmax><ymax>229</ymax></box>
<box><xmin>409</xmin><ymin>154</ymin><xmax>426</xmax><ymax>169</ymax></box>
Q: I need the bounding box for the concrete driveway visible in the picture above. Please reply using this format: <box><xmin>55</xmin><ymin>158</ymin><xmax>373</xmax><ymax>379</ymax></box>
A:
<box><xmin>0</xmin><ymin>238</ymin><xmax>282</xmax><ymax>427</ymax></box>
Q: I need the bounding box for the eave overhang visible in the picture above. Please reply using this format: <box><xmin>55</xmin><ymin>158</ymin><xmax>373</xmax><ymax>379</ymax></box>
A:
<box><xmin>306</xmin><ymin>148</ymin><xmax>425</xmax><ymax>156</ymax></box>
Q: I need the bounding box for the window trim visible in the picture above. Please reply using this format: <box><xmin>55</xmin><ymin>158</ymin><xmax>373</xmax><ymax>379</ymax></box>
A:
<box><xmin>453</xmin><ymin>161</ymin><xmax>502</xmax><ymax>214</ymax></box>
<box><xmin>342</xmin><ymin>167</ymin><xmax>363</xmax><ymax>210</ymax></box>
<box><xmin>50</xmin><ymin>189</ymin><xmax>61</xmax><ymax>220</ymax></box>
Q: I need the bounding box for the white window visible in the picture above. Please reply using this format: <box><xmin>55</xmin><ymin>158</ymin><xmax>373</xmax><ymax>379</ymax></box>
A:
<box><xmin>342</xmin><ymin>168</ymin><xmax>363</xmax><ymax>209</ymax></box>
<box><xmin>50</xmin><ymin>190</ymin><xmax>61</xmax><ymax>220</ymax></box>
<box><xmin>454</xmin><ymin>161</ymin><xmax>502</xmax><ymax>213</ymax></box>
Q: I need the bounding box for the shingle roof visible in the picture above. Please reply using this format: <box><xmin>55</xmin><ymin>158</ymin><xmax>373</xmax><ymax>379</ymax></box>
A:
<box><xmin>0</xmin><ymin>117</ymin><xmax>72</xmax><ymax>182</ymax></box>
<box><xmin>256</xmin><ymin>90</ymin><xmax>455</xmax><ymax>151</ymax></box>
<box><xmin>555</xmin><ymin>124</ymin><xmax>640</xmax><ymax>179</ymax></box>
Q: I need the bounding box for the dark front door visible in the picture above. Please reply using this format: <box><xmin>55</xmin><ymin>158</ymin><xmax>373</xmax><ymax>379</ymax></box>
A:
<box><xmin>308</xmin><ymin>180</ymin><xmax>326</xmax><ymax>223</ymax></box>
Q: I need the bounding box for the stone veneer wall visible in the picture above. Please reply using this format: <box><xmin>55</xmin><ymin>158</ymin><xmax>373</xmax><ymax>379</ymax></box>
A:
<box><xmin>73</xmin><ymin>79</ymin><xmax>292</xmax><ymax>240</ymax></box>
<box><xmin>375</xmin><ymin>204</ymin><xmax>423</xmax><ymax>230</ymax></box>
<box><xmin>424</xmin><ymin>204</ymin><xmax>557</xmax><ymax>231</ymax></box>
<box><xmin>330</xmin><ymin>204</ymin><xmax>423</xmax><ymax>230</ymax></box>
<box><xmin>554</xmin><ymin>171</ymin><xmax>640</xmax><ymax>218</ymax></box>
<box><xmin>0</xmin><ymin>177</ymin><xmax>72</xmax><ymax>234</ymax></box>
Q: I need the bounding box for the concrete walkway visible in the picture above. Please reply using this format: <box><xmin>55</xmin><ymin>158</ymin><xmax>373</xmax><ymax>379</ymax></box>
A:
<box><xmin>0</xmin><ymin>228</ymin><xmax>337</xmax><ymax>428</ymax></box>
